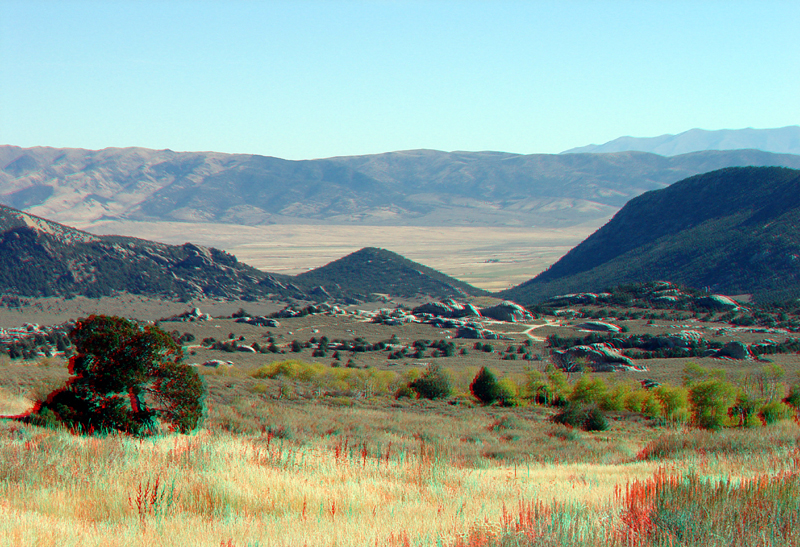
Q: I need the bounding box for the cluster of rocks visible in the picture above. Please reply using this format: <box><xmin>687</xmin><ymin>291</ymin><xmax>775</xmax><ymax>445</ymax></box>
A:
<box><xmin>575</xmin><ymin>321</ymin><xmax>622</xmax><ymax>333</ymax></box>
<box><xmin>552</xmin><ymin>343</ymin><xmax>647</xmax><ymax>373</ymax></box>
<box><xmin>272</xmin><ymin>303</ymin><xmax>349</xmax><ymax>318</ymax></box>
<box><xmin>412</xmin><ymin>299</ymin><xmax>481</xmax><ymax>319</ymax></box>
<box><xmin>161</xmin><ymin>308</ymin><xmax>212</xmax><ymax>322</ymax></box>
<box><xmin>455</xmin><ymin>323</ymin><xmax>512</xmax><ymax>340</ymax></box>
<box><xmin>235</xmin><ymin>316</ymin><xmax>281</xmax><ymax>327</ymax></box>
<box><xmin>411</xmin><ymin>299</ymin><xmax>534</xmax><ymax>323</ymax></box>
<box><xmin>546</xmin><ymin>281</ymin><xmax>745</xmax><ymax>313</ymax></box>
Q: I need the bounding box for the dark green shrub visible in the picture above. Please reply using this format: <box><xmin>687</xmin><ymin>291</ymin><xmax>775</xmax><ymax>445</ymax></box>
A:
<box><xmin>583</xmin><ymin>407</ymin><xmax>608</xmax><ymax>431</ymax></box>
<box><xmin>552</xmin><ymin>403</ymin><xmax>608</xmax><ymax>431</ymax></box>
<box><xmin>409</xmin><ymin>364</ymin><xmax>451</xmax><ymax>400</ymax></box>
<box><xmin>552</xmin><ymin>403</ymin><xmax>586</xmax><ymax>428</ymax></box>
<box><xmin>33</xmin><ymin>315</ymin><xmax>205</xmax><ymax>436</ymax></box>
<box><xmin>470</xmin><ymin>367</ymin><xmax>500</xmax><ymax>404</ymax></box>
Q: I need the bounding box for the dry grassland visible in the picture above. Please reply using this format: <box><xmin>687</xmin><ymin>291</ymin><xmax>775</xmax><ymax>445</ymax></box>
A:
<box><xmin>1</xmin><ymin>378</ymin><xmax>798</xmax><ymax>547</ymax></box>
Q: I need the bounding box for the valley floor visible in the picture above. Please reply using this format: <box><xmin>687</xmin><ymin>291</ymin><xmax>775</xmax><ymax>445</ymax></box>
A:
<box><xmin>79</xmin><ymin>221</ymin><xmax>601</xmax><ymax>291</ymax></box>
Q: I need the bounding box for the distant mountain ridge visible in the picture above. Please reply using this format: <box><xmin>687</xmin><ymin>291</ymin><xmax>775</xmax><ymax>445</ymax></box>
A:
<box><xmin>562</xmin><ymin>126</ymin><xmax>800</xmax><ymax>156</ymax></box>
<box><xmin>0</xmin><ymin>204</ymin><xmax>482</xmax><ymax>302</ymax></box>
<box><xmin>3</xmin><ymin>145</ymin><xmax>800</xmax><ymax>229</ymax></box>
<box><xmin>501</xmin><ymin>166</ymin><xmax>800</xmax><ymax>304</ymax></box>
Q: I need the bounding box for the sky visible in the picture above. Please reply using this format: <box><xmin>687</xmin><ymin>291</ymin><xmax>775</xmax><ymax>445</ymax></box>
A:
<box><xmin>1</xmin><ymin>0</ymin><xmax>798</xmax><ymax>160</ymax></box>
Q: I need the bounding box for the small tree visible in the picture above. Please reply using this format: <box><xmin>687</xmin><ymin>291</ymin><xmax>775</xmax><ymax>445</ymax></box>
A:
<box><xmin>409</xmin><ymin>364</ymin><xmax>451</xmax><ymax>400</ymax></box>
<box><xmin>34</xmin><ymin>315</ymin><xmax>205</xmax><ymax>435</ymax></box>
<box><xmin>470</xmin><ymin>367</ymin><xmax>501</xmax><ymax>404</ymax></box>
<box><xmin>689</xmin><ymin>379</ymin><xmax>736</xmax><ymax>430</ymax></box>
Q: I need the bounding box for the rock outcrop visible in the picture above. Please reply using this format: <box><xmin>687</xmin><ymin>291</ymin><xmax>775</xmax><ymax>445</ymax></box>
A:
<box><xmin>576</xmin><ymin>321</ymin><xmax>621</xmax><ymax>333</ymax></box>
<box><xmin>712</xmin><ymin>341</ymin><xmax>754</xmax><ymax>360</ymax></box>
<box><xmin>552</xmin><ymin>343</ymin><xmax>646</xmax><ymax>372</ymax></box>
<box><xmin>479</xmin><ymin>301</ymin><xmax>533</xmax><ymax>323</ymax></box>
<box><xmin>695</xmin><ymin>294</ymin><xmax>741</xmax><ymax>311</ymax></box>
<box><xmin>162</xmin><ymin>308</ymin><xmax>212</xmax><ymax>322</ymax></box>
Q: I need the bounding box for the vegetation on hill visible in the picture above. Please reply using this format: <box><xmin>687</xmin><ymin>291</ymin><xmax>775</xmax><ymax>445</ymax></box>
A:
<box><xmin>503</xmin><ymin>167</ymin><xmax>800</xmax><ymax>304</ymax></box>
<box><xmin>294</xmin><ymin>247</ymin><xmax>487</xmax><ymax>300</ymax></box>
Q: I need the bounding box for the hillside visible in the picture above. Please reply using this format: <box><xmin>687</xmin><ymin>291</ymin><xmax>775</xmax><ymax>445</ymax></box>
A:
<box><xmin>3</xmin><ymin>145</ymin><xmax>800</xmax><ymax>229</ymax></box>
<box><xmin>0</xmin><ymin>204</ymin><xmax>291</xmax><ymax>301</ymax></box>
<box><xmin>294</xmin><ymin>247</ymin><xmax>488</xmax><ymax>301</ymax></box>
<box><xmin>562</xmin><ymin>126</ymin><xmax>800</xmax><ymax>156</ymax></box>
<box><xmin>0</xmin><ymin>205</ymin><xmax>485</xmax><ymax>302</ymax></box>
<box><xmin>501</xmin><ymin>167</ymin><xmax>800</xmax><ymax>304</ymax></box>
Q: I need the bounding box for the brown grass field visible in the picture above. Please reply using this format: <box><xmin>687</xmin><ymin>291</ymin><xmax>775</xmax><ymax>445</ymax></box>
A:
<box><xmin>1</xmin><ymin>296</ymin><xmax>799</xmax><ymax>546</ymax></box>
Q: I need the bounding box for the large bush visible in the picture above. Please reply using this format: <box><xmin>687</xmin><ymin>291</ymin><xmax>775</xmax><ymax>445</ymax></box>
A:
<box><xmin>34</xmin><ymin>315</ymin><xmax>205</xmax><ymax>435</ymax></box>
<box><xmin>409</xmin><ymin>364</ymin><xmax>452</xmax><ymax>400</ymax></box>
<box><xmin>470</xmin><ymin>367</ymin><xmax>501</xmax><ymax>404</ymax></box>
<box><xmin>688</xmin><ymin>379</ymin><xmax>736</xmax><ymax>430</ymax></box>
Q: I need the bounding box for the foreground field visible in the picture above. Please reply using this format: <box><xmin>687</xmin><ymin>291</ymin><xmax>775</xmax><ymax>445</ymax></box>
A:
<box><xmin>2</xmin><ymin>294</ymin><xmax>800</xmax><ymax>546</ymax></box>
<box><xmin>1</xmin><ymin>382</ymin><xmax>799</xmax><ymax>546</ymax></box>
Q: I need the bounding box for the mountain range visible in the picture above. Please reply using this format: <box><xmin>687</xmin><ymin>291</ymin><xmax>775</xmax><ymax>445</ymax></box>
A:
<box><xmin>3</xmin><ymin>145</ymin><xmax>800</xmax><ymax>229</ymax></box>
<box><xmin>562</xmin><ymin>126</ymin><xmax>800</xmax><ymax>156</ymax></box>
<box><xmin>501</xmin><ymin>166</ymin><xmax>800</xmax><ymax>304</ymax></box>
<box><xmin>3</xmin><ymin>166</ymin><xmax>800</xmax><ymax>305</ymax></box>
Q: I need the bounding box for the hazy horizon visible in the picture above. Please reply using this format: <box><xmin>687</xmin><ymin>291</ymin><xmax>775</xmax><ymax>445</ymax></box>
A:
<box><xmin>1</xmin><ymin>0</ymin><xmax>798</xmax><ymax>161</ymax></box>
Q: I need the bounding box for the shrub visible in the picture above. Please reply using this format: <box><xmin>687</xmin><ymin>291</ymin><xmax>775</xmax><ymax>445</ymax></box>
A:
<box><xmin>759</xmin><ymin>400</ymin><xmax>793</xmax><ymax>425</ymax></box>
<box><xmin>624</xmin><ymin>389</ymin><xmax>649</xmax><ymax>413</ymax></box>
<box><xmin>495</xmin><ymin>377</ymin><xmax>519</xmax><ymax>406</ymax></box>
<box><xmin>641</xmin><ymin>394</ymin><xmax>665</xmax><ymax>419</ymax></box>
<box><xmin>583</xmin><ymin>407</ymin><xmax>608</xmax><ymax>431</ymax></box>
<box><xmin>470</xmin><ymin>367</ymin><xmax>501</xmax><ymax>404</ymax></box>
<box><xmin>394</xmin><ymin>385</ymin><xmax>416</xmax><ymax>399</ymax></box>
<box><xmin>689</xmin><ymin>379</ymin><xmax>736</xmax><ymax>430</ymax></box>
<box><xmin>409</xmin><ymin>364</ymin><xmax>452</xmax><ymax>400</ymax></box>
<box><xmin>552</xmin><ymin>403</ymin><xmax>585</xmax><ymax>428</ymax></box>
<box><xmin>729</xmin><ymin>393</ymin><xmax>762</xmax><ymax>427</ymax></box>
<box><xmin>570</xmin><ymin>375</ymin><xmax>608</xmax><ymax>405</ymax></box>
<box><xmin>34</xmin><ymin>315</ymin><xmax>205</xmax><ymax>435</ymax></box>
<box><xmin>523</xmin><ymin>370</ymin><xmax>552</xmax><ymax>404</ymax></box>
<box><xmin>785</xmin><ymin>383</ymin><xmax>800</xmax><ymax>410</ymax></box>
<box><xmin>654</xmin><ymin>384</ymin><xmax>690</xmax><ymax>423</ymax></box>
<box><xmin>552</xmin><ymin>403</ymin><xmax>608</xmax><ymax>431</ymax></box>
<box><xmin>600</xmin><ymin>382</ymin><xmax>630</xmax><ymax>411</ymax></box>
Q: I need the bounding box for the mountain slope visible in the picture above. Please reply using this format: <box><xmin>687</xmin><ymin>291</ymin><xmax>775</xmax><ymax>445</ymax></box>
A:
<box><xmin>0</xmin><ymin>204</ymin><xmax>289</xmax><ymax>300</ymax></box>
<box><xmin>501</xmin><ymin>167</ymin><xmax>800</xmax><ymax>304</ymax></box>
<box><xmin>3</xmin><ymin>145</ymin><xmax>800</xmax><ymax>229</ymax></box>
<box><xmin>0</xmin><ymin>205</ymin><xmax>484</xmax><ymax>302</ymax></box>
<box><xmin>294</xmin><ymin>247</ymin><xmax>487</xmax><ymax>300</ymax></box>
<box><xmin>562</xmin><ymin>126</ymin><xmax>800</xmax><ymax>156</ymax></box>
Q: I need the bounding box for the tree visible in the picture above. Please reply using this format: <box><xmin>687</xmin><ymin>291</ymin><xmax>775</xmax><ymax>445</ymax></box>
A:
<box><xmin>409</xmin><ymin>364</ymin><xmax>451</xmax><ymax>400</ymax></box>
<box><xmin>35</xmin><ymin>315</ymin><xmax>205</xmax><ymax>435</ymax></box>
<box><xmin>688</xmin><ymin>379</ymin><xmax>736</xmax><ymax>430</ymax></box>
<box><xmin>470</xmin><ymin>367</ymin><xmax>501</xmax><ymax>404</ymax></box>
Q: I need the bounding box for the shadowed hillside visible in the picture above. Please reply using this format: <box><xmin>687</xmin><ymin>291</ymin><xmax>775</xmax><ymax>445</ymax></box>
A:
<box><xmin>0</xmin><ymin>205</ymin><xmax>486</xmax><ymax>302</ymax></box>
<box><xmin>294</xmin><ymin>247</ymin><xmax>488</xmax><ymax>301</ymax></box>
<box><xmin>502</xmin><ymin>167</ymin><xmax>800</xmax><ymax>304</ymax></box>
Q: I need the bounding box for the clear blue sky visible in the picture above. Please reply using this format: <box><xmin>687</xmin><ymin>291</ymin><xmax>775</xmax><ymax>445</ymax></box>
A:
<box><xmin>1</xmin><ymin>0</ymin><xmax>798</xmax><ymax>160</ymax></box>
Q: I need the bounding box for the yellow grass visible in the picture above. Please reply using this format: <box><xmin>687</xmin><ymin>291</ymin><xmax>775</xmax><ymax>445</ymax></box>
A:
<box><xmin>2</xmin><ymin>404</ymin><xmax>797</xmax><ymax>546</ymax></box>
